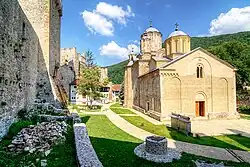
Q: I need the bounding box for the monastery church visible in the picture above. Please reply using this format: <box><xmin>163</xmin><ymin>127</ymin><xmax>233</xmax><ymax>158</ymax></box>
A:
<box><xmin>124</xmin><ymin>23</ymin><xmax>239</xmax><ymax>121</ymax></box>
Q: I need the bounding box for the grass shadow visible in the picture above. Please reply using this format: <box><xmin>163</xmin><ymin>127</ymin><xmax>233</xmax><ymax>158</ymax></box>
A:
<box><xmin>226</xmin><ymin>129</ymin><xmax>250</xmax><ymax>150</ymax></box>
<box><xmin>81</xmin><ymin>116</ymin><xmax>90</xmax><ymax>124</ymax></box>
<box><xmin>122</xmin><ymin>116</ymin><xmax>250</xmax><ymax>151</ymax></box>
<box><xmin>89</xmin><ymin>136</ymin><xmax>248</xmax><ymax>167</ymax></box>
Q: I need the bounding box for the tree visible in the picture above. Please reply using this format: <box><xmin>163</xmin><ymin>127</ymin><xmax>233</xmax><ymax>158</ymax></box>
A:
<box><xmin>78</xmin><ymin>49</ymin><xmax>110</xmax><ymax>106</ymax></box>
<box><xmin>208</xmin><ymin>41</ymin><xmax>250</xmax><ymax>90</ymax></box>
<box><xmin>85</xmin><ymin>50</ymin><xmax>95</xmax><ymax>67</ymax></box>
<box><xmin>78</xmin><ymin>66</ymin><xmax>102</xmax><ymax>106</ymax></box>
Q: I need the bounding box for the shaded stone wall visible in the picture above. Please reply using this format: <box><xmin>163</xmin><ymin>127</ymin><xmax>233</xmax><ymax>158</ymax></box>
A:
<box><xmin>137</xmin><ymin>70</ymin><xmax>161</xmax><ymax>120</ymax></box>
<box><xmin>0</xmin><ymin>0</ymin><xmax>41</xmax><ymax>137</ymax></box>
<box><xmin>18</xmin><ymin>0</ymin><xmax>62</xmax><ymax>106</ymax></box>
<box><xmin>59</xmin><ymin>61</ymin><xmax>75</xmax><ymax>100</ymax></box>
<box><xmin>0</xmin><ymin>0</ymin><xmax>62</xmax><ymax>138</ymax></box>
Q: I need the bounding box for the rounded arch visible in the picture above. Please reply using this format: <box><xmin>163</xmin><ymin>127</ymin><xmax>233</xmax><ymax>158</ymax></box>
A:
<box><xmin>189</xmin><ymin>56</ymin><xmax>212</xmax><ymax>76</ymax></box>
<box><xmin>195</xmin><ymin>91</ymin><xmax>207</xmax><ymax>101</ymax></box>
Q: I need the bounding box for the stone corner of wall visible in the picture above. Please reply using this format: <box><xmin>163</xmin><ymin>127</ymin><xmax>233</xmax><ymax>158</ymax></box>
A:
<box><xmin>73</xmin><ymin>122</ymin><xmax>103</xmax><ymax>167</ymax></box>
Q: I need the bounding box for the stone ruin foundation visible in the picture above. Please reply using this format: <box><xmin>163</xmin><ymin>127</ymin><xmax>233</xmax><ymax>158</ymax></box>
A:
<box><xmin>134</xmin><ymin>135</ymin><xmax>181</xmax><ymax>163</ymax></box>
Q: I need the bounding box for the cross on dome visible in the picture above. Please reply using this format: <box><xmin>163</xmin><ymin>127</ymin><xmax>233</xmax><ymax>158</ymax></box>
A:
<box><xmin>175</xmin><ymin>23</ymin><xmax>179</xmax><ymax>31</ymax></box>
<box><xmin>149</xmin><ymin>19</ymin><xmax>152</xmax><ymax>27</ymax></box>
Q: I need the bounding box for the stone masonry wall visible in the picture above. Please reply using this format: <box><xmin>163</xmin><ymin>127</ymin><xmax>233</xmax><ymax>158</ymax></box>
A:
<box><xmin>0</xmin><ymin>0</ymin><xmax>62</xmax><ymax>138</ymax></box>
<box><xmin>61</xmin><ymin>48</ymin><xmax>80</xmax><ymax>79</ymax></box>
<box><xmin>59</xmin><ymin>61</ymin><xmax>75</xmax><ymax>100</ymax></box>
<box><xmin>0</xmin><ymin>0</ymin><xmax>40</xmax><ymax>137</ymax></box>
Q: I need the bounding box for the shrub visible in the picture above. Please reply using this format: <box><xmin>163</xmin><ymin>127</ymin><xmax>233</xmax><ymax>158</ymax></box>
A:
<box><xmin>239</xmin><ymin>105</ymin><xmax>250</xmax><ymax>114</ymax></box>
<box><xmin>17</xmin><ymin>108</ymin><xmax>28</xmax><ymax>120</ymax></box>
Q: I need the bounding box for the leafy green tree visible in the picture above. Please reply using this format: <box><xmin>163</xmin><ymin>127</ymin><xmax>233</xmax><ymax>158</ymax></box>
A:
<box><xmin>208</xmin><ymin>41</ymin><xmax>250</xmax><ymax>89</ymax></box>
<box><xmin>78</xmin><ymin>50</ymin><xmax>108</xmax><ymax>106</ymax></box>
<box><xmin>85</xmin><ymin>50</ymin><xmax>95</xmax><ymax>67</ymax></box>
<box><xmin>78</xmin><ymin>66</ymin><xmax>102</xmax><ymax>106</ymax></box>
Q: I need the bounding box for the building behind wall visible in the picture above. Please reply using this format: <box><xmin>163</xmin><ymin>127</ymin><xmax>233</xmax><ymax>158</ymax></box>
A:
<box><xmin>0</xmin><ymin>0</ymin><xmax>62</xmax><ymax>138</ymax></box>
<box><xmin>60</xmin><ymin>48</ymin><xmax>87</xmax><ymax>104</ymax></box>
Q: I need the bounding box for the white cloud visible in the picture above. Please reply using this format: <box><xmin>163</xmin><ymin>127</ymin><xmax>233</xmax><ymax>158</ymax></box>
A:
<box><xmin>81</xmin><ymin>10</ymin><xmax>114</xmax><ymax>36</ymax></box>
<box><xmin>96</xmin><ymin>2</ymin><xmax>135</xmax><ymax>25</ymax></box>
<box><xmin>81</xmin><ymin>2</ymin><xmax>135</xmax><ymax>36</ymax></box>
<box><xmin>128</xmin><ymin>44</ymin><xmax>140</xmax><ymax>54</ymax></box>
<box><xmin>99</xmin><ymin>41</ymin><xmax>139</xmax><ymax>59</ymax></box>
<box><xmin>209</xmin><ymin>6</ymin><xmax>250</xmax><ymax>35</ymax></box>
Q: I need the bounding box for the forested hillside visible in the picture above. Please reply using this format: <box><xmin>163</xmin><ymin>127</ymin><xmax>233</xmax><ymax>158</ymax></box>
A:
<box><xmin>107</xmin><ymin>31</ymin><xmax>250</xmax><ymax>87</ymax></box>
<box><xmin>107</xmin><ymin>60</ymin><xmax>128</xmax><ymax>84</ymax></box>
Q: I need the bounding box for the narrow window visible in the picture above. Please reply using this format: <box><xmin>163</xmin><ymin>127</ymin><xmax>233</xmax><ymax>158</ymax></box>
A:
<box><xmin>147</xmin><ymin>101</ymin><xmax>150</xmax><ymax>111</ymax></box>
<box><xmin>197</xmin><ymin>65</ymin><xmax>204</xmax><ymax>78</ymax></box>
<box><xmin>200</xmin><ymin>67</ymin><xmax>203</xmax><ymax>78</ymax></box>
<box><xmin>197</xmin><ymin>67</ymin><xmax>200</xmax><ymax>78</ymax></box>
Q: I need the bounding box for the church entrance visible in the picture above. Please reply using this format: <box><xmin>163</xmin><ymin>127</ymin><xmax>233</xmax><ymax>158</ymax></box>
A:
<box><xmin>195</xmin><ymin>101</ymin><xmax>205</xmax><ymax>117</ymax></box>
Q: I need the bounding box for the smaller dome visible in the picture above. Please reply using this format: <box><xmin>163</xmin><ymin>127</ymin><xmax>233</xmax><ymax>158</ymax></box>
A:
<box><xmin>168</xmin><ymin>30</ymin><xmax>187</xmax><ymax>38</ymax></box>
<box><xmin>145</xmin><ymin>27</ymin><xmax>160</xmax><ymax>33</ymax></box>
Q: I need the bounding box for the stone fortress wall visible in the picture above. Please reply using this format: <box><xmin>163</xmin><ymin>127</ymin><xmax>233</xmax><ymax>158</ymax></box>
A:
<box><xmin>61</xmin><ymin>47</ymin><xmax>82</xmax><ymax>79</ymax></box>
<box><xmin>0</xmin><ymin>0</ymin><xmax>62</xmax><ymax>138</ymax></box>
<box><xmin>59</xmin><ymin>61</ymin><xmax>75</xmax><ymax>101</ymax></box>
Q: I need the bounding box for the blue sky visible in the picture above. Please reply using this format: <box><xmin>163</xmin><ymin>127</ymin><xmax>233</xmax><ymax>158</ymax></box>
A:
<box><xmin>61</xmin><ymin>0</ymin><xmax>250</xmax><ymax>66</ymax></box>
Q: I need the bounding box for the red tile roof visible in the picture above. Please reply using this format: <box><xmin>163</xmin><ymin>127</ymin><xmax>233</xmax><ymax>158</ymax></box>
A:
<box><xmin>112</xmin><ymin>84</ymin><xmax>121</xmax><ymax>92</ymax></box>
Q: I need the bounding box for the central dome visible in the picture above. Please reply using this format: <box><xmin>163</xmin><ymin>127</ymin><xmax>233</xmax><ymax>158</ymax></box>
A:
<box><xmin>145</xmin><ymin>27</ymin><xmax>160</xmax><ymax>33</ymax></box>
<box><xmin>168</xmin><ymin>30</ymin><xmax>187</xmax><ymax>38</ymax></box>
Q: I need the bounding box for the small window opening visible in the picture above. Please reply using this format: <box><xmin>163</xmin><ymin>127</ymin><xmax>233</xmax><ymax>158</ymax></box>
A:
<box><xmin>196</xmin><ymin>65</ymin><xmax>203</xmax><ymax>78</ymax></box>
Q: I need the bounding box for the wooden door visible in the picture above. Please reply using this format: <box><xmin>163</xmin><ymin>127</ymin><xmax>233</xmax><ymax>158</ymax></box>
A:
<box><xmin>195</xmin><ymin>101</ymin><xmax>205</xmax><ymax>117</ymax></box>
<box><xmin>195</xmin><ymin>101</ymin><xmax>199</xmax><ymax>116</ymax></box>
<box><xmin>199</xmin><ymin>101</ymin><xmax>205</xmax><ymax>116</ymax></box>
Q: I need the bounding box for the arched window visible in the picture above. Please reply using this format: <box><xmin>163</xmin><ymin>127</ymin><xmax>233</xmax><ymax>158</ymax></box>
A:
<box><xmin>197</xmin><ymin>67</ymin><xmax>200</xmax><ymax>78</ymax></box>
<box><xmin>197</xmin><ymin>65</ymin><xmax>203</xmax><ymax>78</ymax></box>
<box><xmin>200</xmin><ymin>67</ymin><xmax>203</xmax><ymax>78</ymax></box>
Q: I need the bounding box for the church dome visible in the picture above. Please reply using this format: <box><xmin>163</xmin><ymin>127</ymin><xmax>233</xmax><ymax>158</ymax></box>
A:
<box><xmin>145</xmin><ymin>27</ymin><xmax>160</xmax><ymax>33</ymax></box>
<box><xmin>168</xmin><ymin>23</ymin><xmax>188</xmax><ymax>38</ymax></box>
<box><xmin>168</xmin><ymin>30</ymin><xmax>187</xmax><ymax>38</ymax></box>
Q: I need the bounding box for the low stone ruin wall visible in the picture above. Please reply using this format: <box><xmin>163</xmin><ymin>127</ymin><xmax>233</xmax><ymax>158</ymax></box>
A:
<box><xmin>170</xmin><ymin>113</ymin><xmax>191</xmax><ymax>135</ymax></box>
<box><xmin>73</xmin><ymin>123</ymin><xmax>103</xmax><ymax>167</ymax></box>
<box><xmin>207</xmin><ymin>112</ymin><xmax>240</xmax><ymax>120</ymax></box>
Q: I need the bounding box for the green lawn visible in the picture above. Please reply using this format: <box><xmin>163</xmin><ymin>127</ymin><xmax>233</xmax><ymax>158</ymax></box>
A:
<box><xmin>110</xmin><ymin>107</ymin><xmax>135</xmax><ymax>114</ymax></box>
<box><xmin>122</xmin><ymin>116</ymin><xmax>250</xmax><ymax>151</ymax></box>
<box><xmin>83</xmin><ymin>108</ymin><xmax>102</xmax><ymax>112</ymax></box>
<box><xmin>69</xmin><ymin>104</ymin><xmax>102</xmax><ymax>112</ymax></box>
<box><xmin>81</xmin><ymin>115</ymin><xmax>249</xmax><ymax>167</ymax></box>
<box><xmin>110</xmin><ymin>103</ymin><xmax>122</xmax><ymax>108</ymax></box>
<box><xmin>0</xmin><ymin>121</ymin><xmax>77</xmax><ymax>167</ymax></box>
<box><xmin>241</xmin><ymin>114</ymin><xmax>250</xmax><ymax>120</ymax></box>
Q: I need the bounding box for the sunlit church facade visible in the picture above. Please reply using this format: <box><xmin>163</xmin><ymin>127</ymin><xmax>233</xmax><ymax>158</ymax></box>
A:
<box><xmin>124</xmin><ymin>23</ymin><xmax>239</xmax><ymax>121</ymax></box>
